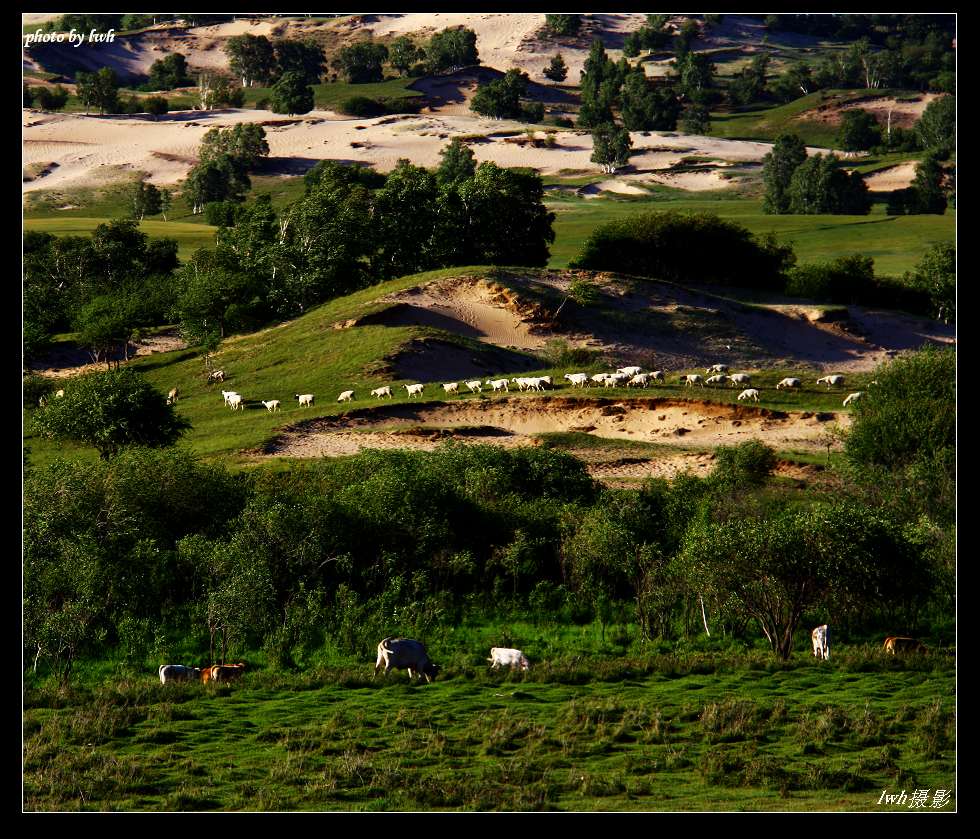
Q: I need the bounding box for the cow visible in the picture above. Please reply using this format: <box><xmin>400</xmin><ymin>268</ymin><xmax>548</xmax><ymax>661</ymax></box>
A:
<box><xmin>374</xmin><ymin>637</ymin><xmax>439</xmax><ymax>683</ymax></box>
<box><xmin>883</xmin><ymin>636</ymin><xmax>927</xmax><ymax>655</ymax></box>
<box><xmin>811</xmin><ymin>625</ymin><xmax>829</xmax><ymax>660</ymax></box>
<box><xmin>488</xmin><ymin>647</ymin><xmax>530</xmax><ymax>671</ymax></box>
<box><xmin>210</xmin><ymin>662</ymin><xmax>247</xmax><ymax>682</ymax></box>
<box><xmin>158</xmin><ymin>664</ymin><xmax>201</xmax><ymax>685</ymax></box>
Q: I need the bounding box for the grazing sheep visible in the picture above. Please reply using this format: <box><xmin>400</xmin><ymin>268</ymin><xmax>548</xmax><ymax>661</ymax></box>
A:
<box><xmin>816</xmin><ymin>375</ymin><xmax>845</xmax><ymax>389</ymax></box>
<box><xmin>442</xmin><ymin>382</ymin><xmax>459</xmax><ymax>395</ymax></box>
<box><xmin>338</xmin><ymin>390</ymin><xmax>355</xmax><ymax>402</ymax></box>
<box><xmin>295</xmin><ymin>393</ymin><xmax>315</xmax><ymax>407</ymax></box>
<box><xmin>55</xmin><ymin>389</ymin><xmax>65</xmax><ymax>399</ymax></box>
<box><xmin>221</xmin><ymin>390</ymin><xmax>240</xmax><ymax>405</ymax></box>
<box><xmin>465</xmin><ymin>380</ymin><xmax>483</xmax><ymax>394</ymax></box>
<box><xmin>486</xmin><ymin>379</ymin><xmax>509</xmax><ymax>393</ymax></box>
<box><xmin>208</xmin><ymin>370</ymin><xmax>225</xmax><ymax>383</ymax></box>
<box><xmin>682</xmin><ymin>374</ymin><xmax>705</xmax><ymax>388</ymax></box>
<box><xmin>166</xmin><ymin>387</ymin><xmax>179</xmax><ymax>405</ymax></box>
<box><xmin>564</xmin><ymin>373</ymin><xmax>589</xmax><ymax>387</ymax></box>
<box><xmin>371</xmin><ymin>386</ymin><xmax>393</xmax><ymax>399</ymax></box>
<box><xmin>590</xmin><ymin>373</ymin><xmax>611</xmax><ymax>386</ymax></box>
<box><xmin>842</xmin><ymin>392</ymin><xmax>864</xmax><ymax>407</ymax></box>
<box><xmin>405</xmin><ymin>383</ymin><xmax>424</xmax><ymax>398</ymax></box>
<box><xmin>488</xmin><ymin>647</ymin><xmax>531</xmax><ymax>671</ymax></box>
<box><xmin>737</xmin><ymin>388</ymin><xmax>760</xmax><ymax>402</ymax></box>
<box><xmin>650</xmin><ymin>370</ymin><xmax>665</xmax><ymax>383</ymax></box>
<box><xmin>227</xmin><ymin>393</ymin><xmax>243</xmax><ymax>411</ymax></box>
<box><xmin>706</xmin><ymin>364</ymin><xmax>729</xmax><ymax>374</ymax></box>
<box><xmin>261</xmin><ymin>400</ymin><xmax>281</xmax><ymax>412</ymax></box>
<box><xmin>776</xmin><ymin>378</ymin><xmax>802</xmax><ymax>390</ymax></box>
<box><xmin>523</xmin><ymin>377</ymin><xmax>549</xmax><ymax>391</ymax></box>
<box><xmin>511</xmin><ymin>377</ymin><xmax>530</xmax><ymax>391</ymax></box>
<box><xmin>538</xmin><ymin>376</ymin><xmax>553</xmax><ymax>387</ymax></box>
<box><xmin>604</xmin><ymin>372</ymin><xmax>629</xmax><ymax>387</ymax></box>
<box><xmin>617</xmin><ymin>366</ymin><xmax>642</xmax><ymax>377</ymax></box>
<box><xmin>729</xmin><ymin>373</ymin><xmax>751</xmax><ymax>387</ymax></box>
<box><xmin>627</xmin><ymin>373</ymin><xmax>650</xmax><ymax>387</ymax></box>
<box><xmin>705</xmin><ymin>374</ymin><xmax>729</xmax><ymax>387</ymax></box>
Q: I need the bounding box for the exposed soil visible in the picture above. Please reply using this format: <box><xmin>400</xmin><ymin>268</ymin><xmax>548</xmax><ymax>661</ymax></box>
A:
<box><xmin>27</xmin><ymin>330</ymin><xmax>188</xmax><ymax>379</ymax></box>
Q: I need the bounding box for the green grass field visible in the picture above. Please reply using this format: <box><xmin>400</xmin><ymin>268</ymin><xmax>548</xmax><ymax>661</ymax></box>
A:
<box><xmin>22</xmin><ymin>217</ymin><xmax>217</xmax><ymax>262</ymax></box>
<box><xmin>23</xmin><ymin>640</ymin><xmax>954</xmax><ymax>811</ymax></box>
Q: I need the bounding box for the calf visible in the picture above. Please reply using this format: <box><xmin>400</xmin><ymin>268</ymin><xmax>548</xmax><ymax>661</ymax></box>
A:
<box><xmin>811</xmin><ymin>625</ymin><xmax>829</xmax><ymax>660</ymax></box>
<box><xmin>883</xmin><ymin>636</ymin><xmax>927</xmax><ymax>655</ymax></box>
<box><xmin>210</xmin><ymin>662</ymin><xmax>247</xmax><ymax>682</ymax></box>
<box><xmin>158</xmin><ymin>664</ymin><xmax>201</xmax><ymax>685</ymax></box>
<box><xmin>488</xmin><ymin>647</ymin><xmax>530</xmax><ymax>671</ymax></box>
<box><xmin>374</xmin><ymin>637</ymin><xmax>439</xmax><ymax>683</ymax></box>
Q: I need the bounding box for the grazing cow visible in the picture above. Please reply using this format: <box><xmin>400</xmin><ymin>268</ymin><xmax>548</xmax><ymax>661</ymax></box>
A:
<box><xmin>159</xmin><ymin>664</ymin><xmax>201</xmax><ymax>685</ymax></box>
<box><xmin>883</xmin><ymin>636</ymin><xmax>927</xmax><ymax>655</ymax></box>
<box><xmin>811</xmin><ymin>625</ymin><xmax>829</xmax><ymax>660</ymax></box>
<box><xmin>488</xmin><ymin>647</ymin><xmax>530</xmax><ymax>671</ymax></box>
<box><xmin>210</xmin><ymin>662</ymin><xmax>247</xmax><ymax>682</ymax></box>
<box><xmin>374</xmin><ymin>637</ymin><xmax>439</xmax><ymax>683</ymax></box>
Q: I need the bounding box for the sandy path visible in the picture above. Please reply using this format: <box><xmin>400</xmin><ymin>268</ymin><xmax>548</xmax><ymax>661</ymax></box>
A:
<box><xmin>266</xmin><ymin>396</ymin><xmax>849</xmax><ymax>462</ymax></box>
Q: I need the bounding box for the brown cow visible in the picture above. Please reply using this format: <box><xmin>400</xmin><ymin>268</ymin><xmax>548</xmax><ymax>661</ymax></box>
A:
<box><xmin>211</xmin><ymin>662</ymin><xmax>246</xmax><ymax>682</ymax></box>
<box><xmin>883</xmin><ymin>636</ymin><xmax>927</xmax><ymax>655</ymax></box>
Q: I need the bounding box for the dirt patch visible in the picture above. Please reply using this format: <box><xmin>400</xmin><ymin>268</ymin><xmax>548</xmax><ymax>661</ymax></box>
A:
<box><xmin>27</xmin><ymin>330</ymin><xmax>189</xmax><ymax>379</ymax></box>
<box><xmin>863</xmin><ymin>162</ymin><xmax>917</xmax><ymax>192</ymax></box>
<box><xmin>800</xmin><ymin>93</ymin><xmax>944</xmax><ymax>129</ymax></box>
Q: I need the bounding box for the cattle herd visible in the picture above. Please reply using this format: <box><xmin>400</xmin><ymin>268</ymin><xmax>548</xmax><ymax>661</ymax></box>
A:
<box><xmin>190</xmin><ymin>365</ymin><xmax>865</xmax><ymax>416</ymax></box>
<box><xmin>157</xmin><ymin>630</ymin><xmax>927</xmax><ymax>687</ymax></box>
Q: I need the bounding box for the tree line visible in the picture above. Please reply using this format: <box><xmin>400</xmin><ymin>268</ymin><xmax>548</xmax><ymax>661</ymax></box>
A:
<box><xmin>24</xmin><ymin>345</ymin><xmax>954</xmax><ymax>681</ymax></box>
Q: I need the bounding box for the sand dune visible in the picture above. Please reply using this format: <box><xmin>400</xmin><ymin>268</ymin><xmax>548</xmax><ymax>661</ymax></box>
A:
<box><xmin>862</xmin><ymin>162</ymin><xmax>917</xmax><ymax>192</ymax></box>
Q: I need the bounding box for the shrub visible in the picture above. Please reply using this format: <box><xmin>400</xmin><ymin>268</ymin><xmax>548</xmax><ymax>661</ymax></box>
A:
<box><xmin>337</xmin><ymin>95</ymin><xmax>386</xmax><ymax>117</ymax></box>
<box><xmin>23</xmin><ymin>374</ymin><xmax>59</xmax><ymax>408</ymax></box>
<box><xmin>203</xmin><ymin>200</ymin><xmax>241</xmax><ymax>227</ymax></box>
<box><xmin>710</xmin><ymin>441</ymin><xmax>778</xmax><ymax>490</ymax></box>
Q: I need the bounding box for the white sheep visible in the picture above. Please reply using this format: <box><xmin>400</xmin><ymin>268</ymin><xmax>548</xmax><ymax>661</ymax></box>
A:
<box><xmin>371</xmin><ymin>386</ymin><xmax>393</xmax><ymax>399</ymax></box>
<box><xmin>511</xmin><ymin>377</ymin><xmax>529</xmax><ymax>391</ymax></box>
<box><xmin>816</xmin><ymin>375</ymin><xmax>845</xmax><ymax>389</ymax></box>
<box><xmin>465</xmin><ymin>380</ymin><xmax>483</xmax><ymax>394</ymax></box>
<box><xmin>705</xmin><ymin>374</ymin><xmax>729</xmax><ymax>387</ymax></box>
<box><xmin>604</xmin><ymin>372</ymin><xmax>629</xmax><ymax>387</ymax></box>
<box><xmin>338</xmin><ymin>390</ymin><xmax>355</xmax><ymax>402</ymax></box>
<box><xmin>295</xmin><ymin>393</ymin><xmax>315</xmax><ymax>407</ymax></box>
<box><xmin>617</xmin><ymin>366</ymin><xmax>642</xmax><ymax>377</ymax></box>
<box><xmin>650</xmin><ymin>370</ymin><xmax>665</xmax><ymax>383</ymax></box>
<box><xmin>55</xmin><ymin>389</ymin><xmax>65</xmax><ymax>399</ymax></box>
<box><xmin>590</xmin><ymin>373</ymin><xmax>611</xmax><ymax>386</ymax></box>
<box><xmin>221</xmin><ymin>390</ymin><xmax>240</xmax><ymax>405</ymax></box>
<box><xmin>682</xmin><ymin>374</ymin><xmax>705</xmax><ymax>388</ymax></box>
<box><xmin>442</xmin><ymin>382</ymin><xmax>459</xmax><ymax>395</ymax></box>
<box><xmin>737</xmin><ymin>388</ymin><xmax>760</xmax><ymax>402</ymax></box>
<box><xmin>564</xmin><ymin>373</ymin><xmax>589</xmax><ymax>387</ymax></box>
<box><xmin>261</xmin><ymin>400</ymin><xmax>281</xmax><ymax>412</ymax></box>
<box><xmin>729</xmin><ymin>373</ymin><xmax>751</xmax><ymax>387</ymax></box>
<box><xmin>842</xmin><ymin>391</ymin><xmax>864</xmax><ymax>407</ymax></box>
<box><xmin>486</xmin><ymin>378</ymin><xmax>509</xmax><ymax>393</ymax></box>
<box><xmin>166</xmin><ymin>387</ymin><xmax>179</xmax><ymax>405</ymax></box>
<box><xmin>706</xmin><ymin>364</ymin><xmax>729</xmax><ymax>374</ymax></box>
<box><xmin>227</xmin><ymin>393</ymin><xmax>243</xmax><ymax>411</ymax></box>
<box><xmin>208</xmin><ymin>370</ymin><xmax>225</xmax><ymax>383</ymax></box>
<box><xmin>627</xmin><ymin>373</ymin><xmax>650</xmax><ymax>387</ymax></box>
<box><xmin>538</xmin><ymin>376</ymin><xmax>553</xmax><ymax>387</ymax></box>
<box><xmin>405</xmin><ymin>383</ymin><xmax>424</xmax><ymax>398</ymax></box>
<box><xmin>776</xmin><ymin>378</ymin><xmax>802</xmax><ymax>390</ymax></box>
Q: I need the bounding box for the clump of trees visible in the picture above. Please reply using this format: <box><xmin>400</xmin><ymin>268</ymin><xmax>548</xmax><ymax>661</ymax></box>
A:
<box><xmin>223</xmin><ymin>34</ymin><xmax>325</xmax><ymax>88</ymax></box>
<box><xmin>25</xmin><ymin>84</ymin><xmax>69</xmax><ymax>112</ymax></box>
<box><xmin>184</xmin><ymin>124</ymin><xmax>270</xmax><ymax>214</ymax></box>
<box><xmin>76</xmin><ymin>67</ymin><xmax>120</xmax><ymax>115</ymax></box>
<box><xmin>470</xmin><ymin>69</ymin><xmax>542</xmax><ymax>122</ymax></box>
<box><xmin>544</xmin><ymin>15</ymin><xmax>581</xmax><ymax>36</ymax></box>
<box><xmin>569</xmin><ymin>210</ymin><xmax>795</xmax><ymax>290</ymax></box>
<box><xmin>144</xmin><ymin>53</ymin><xmax>192</xmax><ymax>90</ymax></box>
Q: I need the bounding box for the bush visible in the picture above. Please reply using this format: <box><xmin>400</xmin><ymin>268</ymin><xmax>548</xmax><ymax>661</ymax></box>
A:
<box><xmin>521</xmin><ymin>101</ymin><xmax>545</xmax><ymax>124</ymax></box>
<box><xmin>23</xmin><ymin>374</ymin><xmax>59</xmax><ymax>409</ymax></box>
<box><xmin>203</xmin><ymin>200</ymin><xmax>241</xmax><ymax>227</ymax></box>
<box><xmin>784</xmin><ymin>255</ymin><xmax>931</xmax><ymax>314</ymax></box>
<box><xmin>336</xmin><ymin>95</ymin><xmax>385</xmax><ymax>117</ymax></box>
<box><xmin>711</xmin><ymin>441</ymin><xmax>778</xmax><ymax>490</ymax></box>
<box><xmin>569</xmin><ymin>211</ymin><xmax>794</xmax><ymax>290</ymax></box>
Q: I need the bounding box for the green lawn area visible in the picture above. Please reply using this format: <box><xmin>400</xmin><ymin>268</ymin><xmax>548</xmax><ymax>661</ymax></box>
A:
<box><xmin>22</xmin><ymin>217</ymin><xmax>217</xmax><ymax>262</ymax></box>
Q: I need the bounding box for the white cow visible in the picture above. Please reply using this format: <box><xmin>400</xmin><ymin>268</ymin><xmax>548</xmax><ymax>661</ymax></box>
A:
<box><xmin>488</xmin><ymin>647</ymin><xmax>530</xmax><ymax>671</ymax></box>
<box><xmin>811</xmin><ymin>625</ymin><xmax>829</xmax><ymax>660</ymax></box>
<box><xmin>159</xmin><ymin>664</ymin><xmax>201</xmax><ymax>685</ymax></box>
<box><xmin>374</xmin><ymin>637</ymin><xmax>439</xmax><ymax>683</ymax></box>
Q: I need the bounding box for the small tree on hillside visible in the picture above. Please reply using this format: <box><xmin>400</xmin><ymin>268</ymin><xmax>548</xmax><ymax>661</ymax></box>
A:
<box><xmin>34</xmin><ymin>85</ymin><xmax>69</xmax><ymax>112</ymax></box>
<box><xmin>436</xmin><ymin>137</ymin><xmax>477</xmax><ymax>186</ymax></box>
<box><xmin>915</xmin><ymin>94</ymin><xmax>954</xmax><ymax>158</ymax></box>
<box><xmin>544</xmin><ymin>53</ymin><xmax>568</xmax><ymax>83</ymax></box>
<box><xmin>159</xmin><ymin>188</ymin><xmax>172</xmax><ymax>221</ymax></box>
<box><xmin>335</xmin><ymin>41</ymin><xmax>389</xmax><ymax>84</ymax></box>
<box><xmin>32</xmin><ymin>368</ymin><xmax>190</xmax><ymax>460</ymax></box>
<box><xmin>590</xmin><ymin>123</ymin><xmax>633</xmax><ymax>174</ymax></box>
<box><xmin>76</xmin><ymin>67</ymin><xmax>120</xmax><ymax>115</ymax></box>
<box><xmin>388</xmin><ymin>36</ymin><xmax>424</xmax><ymax>77</ymax></box>
<box><xmin>680</xmin><ymin>103</ymin><xmax>711</xmax><ymax>135</ymax></box>
<box><xmin>545</xmin><ymin>14</ymin><xmax>581</xmax><ymax>36</ymax></box>
<box><xmin>838</xmin><ymin>109</ymin><xmax>882</xmax><ymax>151</ymax></box>
<box><xmin>270</xmin><ymin>71</ymin><xmax>314</xmax><ymax>115</ymax></box>
<box><xmin>129</xmin><ymin>179</ymin><xmax>163</xmax><ymax>220</ymax></box>
<box><xmin>144</xmin><ymin>95</ymin><xmax>169</xmax><ymax>118</ymax></box>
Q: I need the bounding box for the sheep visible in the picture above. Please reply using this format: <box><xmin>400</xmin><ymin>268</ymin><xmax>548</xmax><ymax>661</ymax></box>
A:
<box><xmin>705</xmin><ymin>374</ymin><xmax>729</xmax><ymax>387</ymax></box>
<box><xmin>442</xmin><ymin>382</ymin><xmax>459</xmax><ymax>395</ymax></box>
<box><xmin>842</xmin><ymin>391</ymin><xmax>864</xmax><ymax>407</ymax></box>
<box><xmin>221</xmin><ymin>390</ymin><xmax>240</xmax><ymax>405</ymax></box>
<box><xmin>464</xmin><ymin>380</ymin><xmax>483</xmax><ymax>394</ymax></box>
<box><xmin>627</xmin><ymin>373</ymin><xmax>650</xmax><ymax>387</ymax></box>
<box><xmin>261</xmin><ymin>400</ymin><xmax>281</xmax><ymax>412</ymax></box>
<box><xmin>538</xmin><ymin>376</ymin><xmax>553</xmax><ymax>387</ymax></box>
<box><xmin>816</xmin><ymin>375</ymin><xmax>845</xmax><ymax>389</ymax></box>
<box><xmin>55</xmin><ymin>389</ymin><xmax>65</xmax><ymax>399</ymax></box>
<box><xmin>166</xmin><ymin>387</ymin><xmax>179</xmax><ymax>405</ymax></box>
<box><xmin>617</xmin><ymin>366</ymin><xmax>642</xmax><ymax>377</ymax></box>
<box><xmin>564</xmin><ymin>373</ymin><xmax>589</xmax><ymax>387</ymax></box>
<box><xmin>511</xmin><ymin>377</ymin><xmax>528</xmax><ymax>391</ymax></box>
<box><xmin>405</xmin><ymin>383</ymin><xmax>424</xmax><ymax>398</ymax></box>
<box><xmin>208</xmin><ymin>370</ymin><xmax>225</xmax><ymax>383</ymax></box>
<box><xmin>226</xmin><ymin>393</ymin><xmax>243</xmax><ymax>411</ymax></box>
<box><xmin>737</xmin><ymin>388</ymin><xmax>760</xmax><ymax>402</ymax></box>
<box><xmin>590</xmin><ymin>373</ymin><xmax>611</xmax><ymax>386</ymax></box>
<box><xmin>649</xmin><ymin>370</ymin><xmax>665</xmax><ymax>383</ymax></box>
<box><xmin>706</xmin><ymin>364</ymin><xmax>729</xmax><ymax>374</ymax></box>
<box><xmin>486</xmin><ymin>379</ymin><xmax>509</xmax><ymax>393</ymax></box>
<box><xmin>776</xmin><ymin>378</ymin><xmax>802</xmax><ymax>390</ymax></box>
<box><xmin>295</xmin><ymin>393</ymin><xmax>315</xmax><ymax>407</ymax></box>
<box><xmin>338</xmin><ymin>390</ymin><xmax>355</xmax><ymax>402</ymax></box>
<box><xmin>525</xmin><ymin>377</ymin><xmax>549</xmax><ymax>391</ymax></box>
<box><xmin>729</xmin><ymin>373</ymin><xmax>751</xmax><ymax>387</ymax></box>
<box><xmin>681</xmin><ymin>374</ymin><xmax>705</xmax><ymax>388</ymax></box>
<box><xmin>371</xmin><ymin>386</ymin><xmax>393</xmax><ymax>399</ymax></box>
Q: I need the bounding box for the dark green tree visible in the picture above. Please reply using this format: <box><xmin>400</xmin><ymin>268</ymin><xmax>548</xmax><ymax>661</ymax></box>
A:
<box><xmin>674</xmin><ymin>19</ymin><xmax>702</xmax><ymax>59</ymax></box>
<box><xmin>916</xmin><ymin>95</ymin><xmax>954</xmax><ymax>157</ymax></box>
<box><xmin>762</xmin><ymin>133</ymin><xmax>808</xmax><ymax>214</ymax></box>
<box><xmin>335</xmin><ymin>41</ymin><xmax>389</xmax><ymax>84</ymax></box>
<box><xmin>198</xmin><ymin>123</ymin><xmax>270</xmax><ymax>169</ymax></box>
<box><xmin>590</xmin><ymin>123</ymin><xmax>633</xmax><ymax>173</ymax></box>
<box><xmin>543</xmin><ymin>52</ymin><xmax>568</xmax><ymax>83</ymax></box>
<box><xmin>680</xmin><ymin>103</ymin><xmax>711</xmax><ymax>135</ymax></box>
<box><xmin>907</xmin><ymin>154</ymin><xmax>948</xmax><ymax>214</ymax></box>
<box><xmin>273</xmin><ymin>39</ymin><xmax>325</xmax><ymax>84</ymax></box>
<box><xmin>426</xmin><ymin>27</ymin><xmax>479</xmax><ymax>73</ymax></box>
<box><xmin>904</xmin><ymin>242</ymin><xmax>955</xmax><ymax>324</ymax></box>
<box><xmin>23</xmin><ymin>83</ymin><xmax>35</xmax><ymax>108</ymax></box>
<box><xmin>128</xmin><ymin>179</ymin><xmax>162</xmax><ymax>220</ymax></box>
<box><xmin>371</xmin><ymin>160</ymin><xmax>443</xmax><ymax>279</ymax></box>
<box><xmin>224</xmin><ymin>33</ymin><xmax>277</xmax><ymax>87</ymax></box>
<box><xmin>33</xmin><ymin>85</ymin><xmax>69</xmax><ymax>112</ymax></box>
<box><xmin>144</xmin><ymin>95</ymin><xmax>169</xmax><ymax>118</ymax></box>
<box><xmin>838</xmin><ymin>109</ymin><xmax>882</xmax><ymax>151</ymax></box>
<box><xmin>32</xmin><ymin>368</ymin><xmax>190</xmax><ymax>459</ymax></box>
<box><xmin>436</xmin><ymin>137</ymin><xmax>477</xmax><ymax>186</ymax></box>
<box><xmin>185</xmin><ymin>154</ymin><xmax>251</xmax><ymax>215</ymax></box>
<box><xmin>388</xmin><ymin>36</ymin><xmax>424</xmax><ymax>76</ymax></box>
<box><xmin>545</xmin><ymin>15</ymin><xmax>581</xmax><ymax>36</ymax></box>
<box><xmin>76</xmin><ymin>68</ymin><xmax>119</xmax><ymax>114</ymax></box>
<box><xmin>270</xmin><ymin>71</ymin><xmax>315</xmax><ymax>115</ymax></box>
<box><xmin>787</xmin><ymin>154</ymin><xmax>871</xmax><ymax>214</ymax></box>
<box><xmin>621</xmin><ymin>71</ymin><xmax>680</xmax><ymax>131</ymax></box>
<box><xmin>147</xmin><ymin>53</ymin><xmax>190</xmax><ymax>89</ymax></box>
<box><xmin>577</xmin><ymin>40</ymin><xmax>617</xmax><ymax>128</ymax></box>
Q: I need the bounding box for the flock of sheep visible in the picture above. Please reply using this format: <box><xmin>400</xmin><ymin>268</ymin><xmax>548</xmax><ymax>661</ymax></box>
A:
<box><xmin>190</xmin><ymin>365</ymin><xmax>870</xmax><ymax>415</ymax></box>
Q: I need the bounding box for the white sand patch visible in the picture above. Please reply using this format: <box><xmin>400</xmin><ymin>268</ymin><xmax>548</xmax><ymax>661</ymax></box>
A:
<box><xmin>187</xmin><ymin>19</ymin><xmax>284</xmax><ymax>38</ymax></box>
<box><xmin>646</xmin><ymin>169</ymin><xmax>733</xmax><ymax>191</ymax></box>
<box><xmin>586</xmin><ymin>179</ymin><xmax>649</xmax><ymax>195</ymax></box>
<box><xmin>862</xmin><ymin>162</ymin><xmax>917</xmax><ymax>192</ymax></box>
